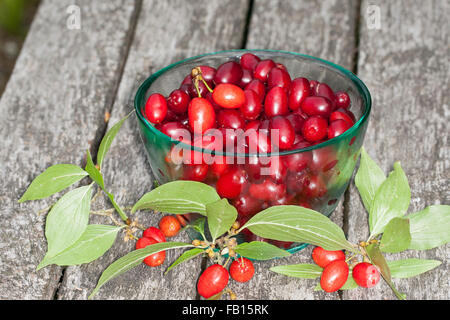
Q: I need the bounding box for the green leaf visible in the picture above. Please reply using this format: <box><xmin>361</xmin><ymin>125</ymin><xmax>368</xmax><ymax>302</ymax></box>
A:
<box><xmin>406</xmin><ymin>205</ymin><xmax>450</xmax><ymax>250</ymax></box>
<box><xmin>270</xmin><ymin>264</ymin><xmax>322</xmax><ymax>279</ymax></box>
<box><xmin>206</xmin><ymin>199</ymin><xmax>237</xmax><ymax>241</ymax></box>
<box><xmin>387</xmin><ymin>259</ymin><xmax>442</xmax><ymax>279</ymax></box>
<box><xmin>19</xmin><ymin>164</ymin><xmax>88</xmax><ymax>202</ymax></box>
<box><xmin>132</xmin><ymin>181</ymin><xmax>220</xmax><ymax>215</ymax></box>
<box><xmin>235</xmin><ymin>241</ymin><xmax>291</xmax><ymax>260</ymax></box>
<box><xmin>189</xmin><ymin>217</ymin><xmax>206</xmax><ymax>236</ymax></box>
<box><xmin>165</xmin><ymin>248</ymin><xmax>204</xmax><ymax>275</ymax></box>
<box><xmin>37</xmin><ymin>225</ymin><xmax>122</xmax><ymax>270</ymax></box>
<box><xmin>89</xmin><ymin>242</ymin><xmax>193</xmax><ymax>299</ymax></box>
<box><xmin>44</xmin><ymin>185</ymin><xmax>93</xmax><ymax>258</ymax></box>
<box><xmin>97</xmin><ymin>112</ymin><xmax>131</xmax><ymax>168</ymax></box>
<box><xmin>370</xmin><ymin>162</ymin><xmax>411</xmax><ymax>237</ymax></box>
<box><xmin>314</xmin><ymin>276</ymin><xmax>358</xmax><ymax>291</ymax></box>
<box><xmin>380</xmin><ymin>217</ymin><xmax>411</xmax><ymax>253</ymax></box>
<box><xmin>240</xmin><ymin>205</ymin><xmax>356</xmax><ymax>252</ymax></box>
<box><xmin>85</xmin><ymin>149</ymin><xmax>105</xmax><ymax>190</ymax></box>
<box><xmin>355</xmin><ymin>147</ymin><xmax>386</xmax><ymax>213</ymax></box>
<box><xmin>365</xmin><ymin>243</ymin><xmax>406</xmax><ymax>300</ymax></box>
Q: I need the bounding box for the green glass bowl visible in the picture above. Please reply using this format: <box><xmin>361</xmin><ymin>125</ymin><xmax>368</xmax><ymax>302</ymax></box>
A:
<box><xmin>134</xmin><ymin>49</ymin><xmax>372</xmax><ymax>255</ymax></box>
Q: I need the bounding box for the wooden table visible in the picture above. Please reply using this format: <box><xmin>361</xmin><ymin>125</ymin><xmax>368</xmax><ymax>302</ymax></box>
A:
<box><xmin>0</xmin><ymin>0</ymin><xmax>448</xmax><ymax>300</ymax></box>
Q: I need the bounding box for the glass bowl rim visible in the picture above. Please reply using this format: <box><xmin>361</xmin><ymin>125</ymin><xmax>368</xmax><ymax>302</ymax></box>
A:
<box><xmin>134</xmin><ymin>49</ymin><xmax>372</xmax><ymax>157</ymax></box>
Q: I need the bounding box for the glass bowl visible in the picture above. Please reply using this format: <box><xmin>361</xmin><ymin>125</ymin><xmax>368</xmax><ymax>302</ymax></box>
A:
<box><xmin>134</xmin><ymin>49</ymin><xmax>371</xmax><ymax>254</ymax></box>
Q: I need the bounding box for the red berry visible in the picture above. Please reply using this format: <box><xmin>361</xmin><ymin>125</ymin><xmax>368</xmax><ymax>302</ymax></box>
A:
<box><xmin>159</xmin><ymin>215</ymin><xmax>181</xmax><ymax>238</ymax></box>
<box><xmin>302</xmin><ymin>116</ymin><xmax>328</xmax><ymax>142</ymax></box>
<box><xmin>302</xmin><ymin>174</ymin><xmax>327</xmax><ymax>198</ymax></box>
<box><xmin>240</xmin><ymin>53</ymin><xmax>261</xmax><ymax>71</ymax></box>
<box><xmin>232</xmin><ymin>193</ymin><xmax>263</xmax><ymax>216</ymax></box>
<box><xmin>183</xmin><ymin>163</ymin><xmax>209</xmax><ymax>182</ymax></box>
<box><xmin>320</xmin><ymin>260</ymin><xmax>349</xmax><ymax>292</ymax></box>
<box><xmin>239</xmin><ymin>69</ymin><xmax>253</xmax><ymax>88</ymax></box>
<box><xmin>212</xmin><ymin>83</ymin><xmax>246</xmax><ymax>109</ymax></box>
<box><xmin>335</xmin><ymin>91</ymin><xmax>350</xmax><ymax>109</ymax></box>
<box><xmin>135</xmin><ymin>237</ymin><xmax>165</xmax><ymax>267</ymax></box>
<box><xmin>167</xmin><ymin>89</ymin><xmax>190</xmax><ymax>114</ymax></box>
<box><xmin>240</xmin><ymin>89</ymin><xmax>262</xmax><ymax>120</ymax></box>
<box><xmin>284</xmin><ymin>144</ymin><xmax>311</xmax><ymax>172</ymax></box>
<box><xmin>330</xmin><ymin>109</ymin><xmax>355</xmax><ymax>125</ymax></box>
<box><xmin>352</xmin><ymin>262</ymin><xmax>381</xmax><ymax>288</ymax></box>
<box><xmin>264</xmin><ymin>86</ymin><xmax>289</xmax><ymax>117</ymax></box>
<box><xmin>198</xmin><ymin>65</ymin><xmax>217</xmax><ymax>83</ymax></box>
<box><xmin>313</xmin><ymin>82</ymin><xmax>335</xmax><ymax>103</ymax></box>
<box><xmin>216</xmin><ymin>167</ymin><xmax>248</xmax><ymax>199</ymax></box>
<box><xmin>301</xmin><ymin>96</ymin><xmax>333</xmax><ymax>117</ymax></box>
<box><xmin>245</xmin><ymin>79</ymin><xmax>266</xmax><ymax>102</ymax></box>
<box><xmin>188</xmin><ymin>97</ymin><xmax>216</xmax><ymax>134</ymax></box>
<box><xmin>328</xmin><ymin>119</ymin><xmax>352</xmax><ymax>139</ymax></box>
<box><xmin>214</xmin><ymin>61</ymin><xmax>243</xmax><ymax>85</ymax></box>
<box><xmin>142</xmin><ymin>226</ymin><xmax>166</xmax><ymax>243</ymax></box>
<box><xmin>289</xmin><ymin>77</ymin><xmax>311</xmax><ymax>111</ymax></box>
<box><xmin>253</xmin><ymin>59</ymin><xmax>276</xmax><ymax>82</ymax></box>
<box><xmin>312</xmin><ymin>246</ymin><xmax>346</xmax><ymax>268</ymax></box>
<box><xmin>249</xmin><ymin>179</ymin><xmax>286</xmax><ymax>201</ymax></box>
<box><xmin>217</xmin><ymin>109</ymin><xmax>245</xmax><ymax>129</ymax></box>
<box><xmin>145</xmin><ymin>93</ymin><xmax>167</xmax><ymax>124</ymax></box>
<box><xmin>230</xmin><ymin>258</ymin><xmax>255</xmax><ymax>283</ymax></box>
<box><xmin>270</xmin><ymin>116</ymin><xmax>295</xmax><ymax>150</ymax></box>
<box><xmin>159</xmin><ymin>122</ymin><xmax>190</xmax><ymax>142</ymax></box>
<box><xmin>267</xmin><ymin>67</ymin><xmax>291</xmax><ymax>92</ymax></box>
<box><xmin>197</xmin><ymin>264</ymin><xmax>229</xmax><ymax>299</ymax></box>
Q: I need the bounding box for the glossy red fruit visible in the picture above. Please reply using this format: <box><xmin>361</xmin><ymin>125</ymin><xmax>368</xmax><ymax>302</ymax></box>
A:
<box><xmin>320</xmin><ymin>260</ymin><xmax>349</xmax><ymax>292</ymax></box>
<box><xmin>136</xmin><ymin>237</ymin><xmax>165</xmax><ymax>267</ymax></box>
<box><xmin>198</xmin><ymin>65</ymin><xmax>217</xmax><ymax>83</ymax></box>
<box><xmin>288</xmin><ymin>77</ymin><xmax>311</xmax><ymax>111</ymax></box>
<box><xmin>240</xmin><ymin>53</ymin><xmax>261</xmax><ymax>71</ymax></box>
<box><xmin>239</xmin><ymin>69</ymin><xmax>253</xmax><ymax>88</ymax></box>
<box><xmin>253</xmin><ymin>59</ymin><xmax>276</xmax><ymax>82</ymax></box>
<box><xmin>302</xmin><ymin>174</ymin><xmax>327</xmax><ymax>198</ymax></box>
<box><xmin>230</xmin><ymin>258</ymin><xmax>255</xmax><ymax>283</ymax></box>
<box><xmin>232</xmin><ymin>193</ymin><xmax>262</xmax><ymax>216</ymax></box>
<box><xmin>159</xmin><ymin>215</ymin><xmax>181</xmax><ymax>238</ymax></box>
<box><xmin>284</xmin><ymin>142</ymin><xmax>312</xmax><ymax>172</ymax></box>
<box><xmin>328</xmin><ymin>119</ymin><xmax>352</xmax><ymax>139</ymax></box>
<box><xmin>245</xmin><ymin>79</ymin><xmax>266</xmax><ymax>102</ymax></box>
<box><xmin>197</xmin><ymin>264</ymin><xmax>229</xmax><ymax>299</ymax></box>
<box><xmin>335</xmin><ymin>91</ymin><xmax>350</xmax><ymax>109</ymax></box>
<box><xmin>246</xmin><ymin>128</ymin><xmax>272</xmax><ymax>153</ymax></box>
<box><xmin>159</xmin><ymin>122</ymin><xmax>190</xmax><ymax>142</ymax></box>
<box><xmin>212</xmin><ymin>83</ymin><xmax>246</xmax><ymax>109</ymax></box>
<box><xmin>216</xmin><ymin>167</ymin><xmax>248</xmax><ymax>199</ymax></box>
<box><xmin>214</xmin><ymin>61</ymin><xmax>243</xmax><ymax>85</ymax></box>
<box><xmin>302</xmin><ymin>116</ymin><xmax>328</xmax><ymax>142</ymax></box>
<box><xmin>312</xmin><ymin>246</ymin><xmax>346</xmax><ymax>268</ymax></box>
<box><xmin>264</xmin><ymin>86</ymin><xmax>289</xmax><ymax>117</ymax></box>
<box><xmin>210</xmin><ymin>156</ymin><xmax>229</xmax><ymax>178</ymax></box>
<box><xmin>145</xmin><ymin>93</ymin><xmax>167</xmax><ymax>124</ymax></box>
<box><xmin>301</xmin><ymin>96</ymin><xmax>333</xmax><ymax>117</ymax></box>
<box><xmin>330</xmin><ymin>109</ymin><xmax>355</xmax><ymax>125</ymax></box>
<box><xmin>240</xmin><ymin>89</ymin><xmax>262</xmax><ymax>120</ymax></box>
<box><xmin>352</xmin><ymin>262</ymin><xmax>381</xmax><ymax>288</ymax></box>
<box><xmin>188</xmin><ymin>97</ymin><xmax>216</xmax><ymax>134</ymax></box>
<box><xmin>183</xmin><ymin>163</ymin><xmax>209</xmax><ymax>182</ymax></box>
<box><xmin>167</xmin><ymin>89</ymin><xmax>190</xmax><ymax>114</ymax></box>
<box><xmin>249</xmin><ymin>179</ymin><xmax>286</xmax><ymax>201</ymax></box>
<box><xmin>285</xmin><ymin>113</ymin><xmax>305</xmax><ymax>133</ymax></box>
<box><xmin>270</xmin><ymin>116</ymin><xmax>295</xmax><ymax>150</ymax></box>
<box><xmin>285</xmin><ymin>170</ymin><xmax>309</xmax><ymax>193</ymax></box>
<box><xmin>267</xmin><ymin>67</ymin><xmax>291</xmax><ymax>92</ymax></box>
<box><xmin>314</xmin><ymin>82</ymin><xmax>335</xmax><ymax>102</ymax></box>
<box><xmin>142</xmin><ymin>226</ymin><xmax>166</xmax><ymax>243</ymax></box>
<box><xmin>217</xmin><ymin>109</ymin><xmax>245</xmax><ymax>130</ymax></box>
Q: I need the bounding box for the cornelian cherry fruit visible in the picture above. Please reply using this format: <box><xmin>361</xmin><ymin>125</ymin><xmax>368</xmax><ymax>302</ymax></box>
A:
<box><xmin>214</xmin><ymin>61</ymin><xmax>243</xmax><ymax>85</ymax></box>
<box><xmin>352</xmin><ymin>262</ymin><xmax>381</xmax><ymax>288</ymax></box>
<box><xmin>197</xmin><ymin>264</ymin><xmax>229</xmax><ymax>299</ymax></box>
<box><xmin>142</xmin><ymin>226</ymin><xmax>166</xmax><ymax>243</ymax></box>
<box><xmin>216</xmin><ymin>167</ymin><xmax>248</xmax><ymax>199</ymax></box>
<box><xmin>302</xmin><ymin>116</ymin><xmax>328</xmax><ymax>142</ymax></box>
<box><xmin>135</xmin><ymin>237</ymin><xmax>165</xmax><ymax>267</ymax></box>
<box><xmin>264</xmin><ymin>86</ymin><xmax>289</xmax><ymax>117</ymax></box>
<box><xmin>240</xmin><ymin>53</ymin><xmax>260</xmax><ymax>71</ymax></box>
<box><xmin>320</xmin><ymin>260</ymin><xmax>349</xmax><ymax>292</ymax></box>
<box><xmin>212</xmin><ymin>83</ymin><xmax>246</xmax><ymax>109</ymax></box>
<box><xmin>159</xmin><ymin>215</ymin><xmax>181</xmax><ymax>238</ymax></box>
<box><xmin>188</xmin><ymin>97</ymin><xmax>216</xmax><ymax>134</ymax></box>
<box><xmin>312</xmin><ymin>246</ymin><xmax>346</xmax><ymax>268</ymax></box>
<box><xmin>230</xmin><ymin>258</ymin><xmax>255</xmax><ymax>283</ymax></box>
<box><xmin>145</xmin><ymin>93</ymin><xmax>167</xmax><ymax>124</ymax></box>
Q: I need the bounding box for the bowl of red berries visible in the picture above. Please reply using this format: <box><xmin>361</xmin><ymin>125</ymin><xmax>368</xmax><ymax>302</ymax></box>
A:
<box><xmin>134</xmin><ymin>49</ymin><xmax>371</xmax><ymax>253</ymax></box>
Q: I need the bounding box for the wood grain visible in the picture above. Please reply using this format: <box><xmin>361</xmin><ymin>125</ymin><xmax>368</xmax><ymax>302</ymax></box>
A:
<box><xmin>56</xmin><ymin>0</ymin><xmax>251</xmax><ymax>300</ymax></box>
<box><xmin>228</xmin><ymin>0</ymin><xmax>360</xmax><ymax>300</ymax></box>
<box><xmin>342</xmin><ymin>0</ymin><xmax>450</xmax><ymax>300</ymax></box>
<box><xmin>0</xmin><ymin>0</ymin><xmax>139</xmax><ymax>299</ymax></box>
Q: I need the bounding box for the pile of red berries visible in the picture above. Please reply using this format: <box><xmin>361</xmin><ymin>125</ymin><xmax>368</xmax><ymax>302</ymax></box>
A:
<box><xmin>312</xmin><ymin>246</ymin><xmax>381</xmax><ymax>292</ymax></box>
<box><xmin>144</xmin><ymin>53</ymin><xmax>357</xmax><ymax>246</ymax></box>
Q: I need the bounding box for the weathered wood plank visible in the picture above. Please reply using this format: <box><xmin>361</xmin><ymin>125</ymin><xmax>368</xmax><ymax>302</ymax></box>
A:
<box><xmin>228</xmin><ymin>0</ymin><xmax>360</xmax><ymax>300</ymax></box>
<box><xmin>343</xmin><ymin>0</ymin><xmax>450</xmax><ymax>300</ymax></box>
<box><xmin>0</xmin><ymin>0</ymin><xmax>140</xmax><ymax>299</ymax></box>
<box><xmin>57</xmin><ymin>0</ymin><xmax>251</xmax><ymax>300</ymax></box>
